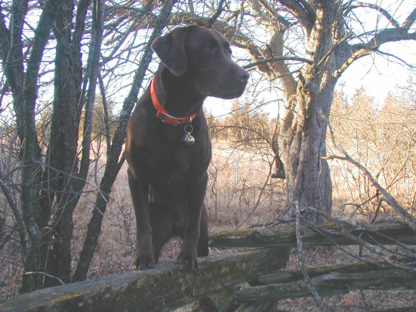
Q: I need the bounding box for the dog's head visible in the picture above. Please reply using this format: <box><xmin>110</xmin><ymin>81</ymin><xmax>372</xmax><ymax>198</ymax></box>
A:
<box><xmin>151</xmin><ymin>25</ymin><xmax>249</xmax><ymax>99</ymax></box>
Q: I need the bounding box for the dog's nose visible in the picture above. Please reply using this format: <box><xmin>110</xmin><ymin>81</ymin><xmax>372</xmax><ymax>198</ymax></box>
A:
<box><xmin>238</xmin><ymin>69</ymin><xmax>250</xmax><ymax>82</ymax></box>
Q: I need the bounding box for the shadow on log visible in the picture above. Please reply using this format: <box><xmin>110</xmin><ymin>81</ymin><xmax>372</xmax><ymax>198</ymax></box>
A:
<box><xmin>209</xmin><ymin>221</ymin><xmax>416</xmax><ymax>248</ymax></box>
<box><xmin>0</xmin><ymin>247</ymin><xmax>290</xmax><ymax>312</ymax></box>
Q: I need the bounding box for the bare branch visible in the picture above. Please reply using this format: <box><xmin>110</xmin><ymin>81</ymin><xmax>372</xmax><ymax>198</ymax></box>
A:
<box><xmin>0</xmin><ymin>167</ymin><xmax>26</xmax><ymax>256</ymax></box>
<box><xmin>24</xmin><ymin>271</ymin><xmax>65</xmax><ymax>285</ymax></box>
<box><xmin>376</xmin><ymin>49</ymin><xmax>416</xmax><ymax>68</ymax></box>
<box><xmin>207</xmin><ymin>0</ymin><xmax>226</xmax><ymax>28</ymax></box>
<box><xmin>335</xmin><ymin>27</ymin><xmax>416</xmax><ymax>77</ymax></box>
<box><xmin>244</xmin><ymin>56</ymin><xmax>313</xmax><ymax>69</ymax></box>
<box><xmin>346</xmin><ymin>2</ymin><xmax>400</xmax><ymax>28</ymax></box>
<box><xmin>78</xmin><ymin>0</ymin><xmax>105</xmax><ymax>183</ymax></box>
<box><xmin>324</xmin><ymin>154</ymin><xmax>416</xmax><ymax>231</ymax></box>
<box><xmin>402</xmin><ymin>8</ymin><xmax>416</xmax><ymax>29</ymax></box>
<box><xmin>187</xmin><ymin>0</ymin><xmax>197</xmax><ymax>19</ymax></box>
<box><xmin>257</xmin><ymin>0</ymin><xmax>291</xmax><ymax>27</ymax></box>
<box><xmin>304</xmin><ymin>207</ymin><xmax>416</xmax><ymax>275</ymax></box>
<box><xmin>277</xmin><ymin>0</ymin><xmax>315</xmax><ymax>34</ymax></box>
<box><xmin>324</xmin><ymin>108</ymin><xmax>416</xmax><ymax>230</ymax></box>
<box><xmin>98</xmin><ymin>72</ymin><xmax>111</xmax><ymax>158</ymax></box>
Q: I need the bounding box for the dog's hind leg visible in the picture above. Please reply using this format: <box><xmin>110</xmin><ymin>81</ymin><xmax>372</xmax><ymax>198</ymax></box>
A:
<box><xmin>177</xmin><ymin>174</ymin><xmax>208</xmax><ymax>269</ymax></box>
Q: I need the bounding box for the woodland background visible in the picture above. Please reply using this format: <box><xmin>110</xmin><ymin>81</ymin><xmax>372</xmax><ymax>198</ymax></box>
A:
<box><xmin>0</xmin><ymin>0</ymin><xmax>415</xmax><ymax>310</ymax></box>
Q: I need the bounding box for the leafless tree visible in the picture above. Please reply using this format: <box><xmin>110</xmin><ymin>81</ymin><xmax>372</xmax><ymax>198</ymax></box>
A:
<box><xmin>177</xmin><ymin>0</ymin><xmax>416</xmax><ymax>224</ymax></box>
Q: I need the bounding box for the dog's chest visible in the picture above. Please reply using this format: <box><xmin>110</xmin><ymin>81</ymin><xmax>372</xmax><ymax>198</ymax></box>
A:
<box><xmin>148</xmin><ymin>150</ymin><xmax>190</xmax><ymax>180</ymax></box>
<box><xmin>146</xmin><ymin>145</ymin><xmax>195</xmax><ymax>200</ymax></box>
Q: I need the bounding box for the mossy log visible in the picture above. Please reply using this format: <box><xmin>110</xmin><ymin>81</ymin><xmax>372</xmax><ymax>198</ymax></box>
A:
<box><xmin>0</xmin><ymin>247</ymin><xmax>289</xmax><ymax>312</ymax></box>
<box><xmin>235</xmin><ymin>260</ymin><xmax>416</xmax><ymax>304</ymax></box>
<box><xmin>209</xmin><ymin>221</ymin><xmax>416</xmax><ymax>248</ymax></box>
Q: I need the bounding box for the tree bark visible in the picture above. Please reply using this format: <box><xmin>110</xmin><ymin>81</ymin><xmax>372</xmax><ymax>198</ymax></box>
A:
<box><xmin>277</xmin><ymin>0</ymin><xmax>343</xmax><ymax>223</ymax></box>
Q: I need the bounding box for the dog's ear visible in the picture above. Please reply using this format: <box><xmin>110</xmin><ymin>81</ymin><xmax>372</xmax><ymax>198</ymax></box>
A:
<box><xmin>151</xmin><ymin>26</ymin><xmax>191</xmax><ymax>77</ymax></box>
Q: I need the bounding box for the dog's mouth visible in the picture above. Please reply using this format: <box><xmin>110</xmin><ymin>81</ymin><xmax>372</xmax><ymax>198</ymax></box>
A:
<box><xmin>197</xmin><ymin>88</ymin><xmax>211</xmax><ymax>97</ymax></box>
<box><xmin>197</xmin><ymin>85</ymin><xmax>246</xmax><ymax>99</ymax></box>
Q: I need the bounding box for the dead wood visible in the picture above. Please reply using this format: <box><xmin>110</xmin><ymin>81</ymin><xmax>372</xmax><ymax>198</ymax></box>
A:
<box><xmin>209</xmin><ymin>221</ymin><xmax>416</xmax><ymax>248</ymax></box>
<box><xmin>0</xmin><ymin>247</ymin><xmax>290</xmax><ymax>312</ymax></box>
<box><xmin>235</xmin><ymin>260</ymin><xmax>416</xmax><ymax>304</ymax></box>
<box><xmin>250</xmin><ymin>258</ymin><xmax>415</xmax><ymax>286</ymax></box>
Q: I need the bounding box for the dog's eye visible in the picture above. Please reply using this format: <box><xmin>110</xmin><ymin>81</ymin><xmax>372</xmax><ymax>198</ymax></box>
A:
<box><xmin>203</xmin><ymin>46</ymin><xmax>213</xmax><ymax>53</ymax></box>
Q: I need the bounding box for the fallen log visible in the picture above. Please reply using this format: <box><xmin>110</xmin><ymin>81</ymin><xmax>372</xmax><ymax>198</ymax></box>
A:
<box><xmin>235</xmin><ymin>260</ymin><xmax>416</xmax><ymax>304</ymax></box>
<box><xmin>250</xmin><ymin>258</ymin><xmax>415</xmax><ymax>286</ymax></box>
<box><xmin>0</xmin><ymin>247</ymin><xmax>290</xmax><ymax>312</ymax></box>
<box><xmin>209</xmin><ymin>221</ymin><xmax>416</xmax><ymax>248</ymax></box>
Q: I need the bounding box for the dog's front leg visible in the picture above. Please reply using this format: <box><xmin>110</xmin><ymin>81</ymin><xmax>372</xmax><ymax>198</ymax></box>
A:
<box><xmin>128</xmin><ymin>170</ymin><xmax>154</xmax><ymax>270</ymax></box>
<box><xmin>177</xmin><ymin>173</ymin><xmax>208</xmax><ymax>270</ymax></box>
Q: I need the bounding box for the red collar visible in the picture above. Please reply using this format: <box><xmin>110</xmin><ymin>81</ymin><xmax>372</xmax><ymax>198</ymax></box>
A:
<box><xmin>150</xmin><ymin>78</ymin><xmax>197</xmax><ymax>126</ymax></box>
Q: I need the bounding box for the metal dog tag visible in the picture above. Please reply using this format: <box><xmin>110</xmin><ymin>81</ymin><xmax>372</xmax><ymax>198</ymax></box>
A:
<box><xmin>182</xmin><ymin>124</ymin><xmax>195</xmax><ymax>146</ymax></box>
<box><xmin>184</xmin><ymin>133</ymin><xmax>195</xmax><ymax>146</ymax></box>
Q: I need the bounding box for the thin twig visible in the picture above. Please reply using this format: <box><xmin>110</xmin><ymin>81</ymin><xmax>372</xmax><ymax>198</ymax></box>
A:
<box><xmin>358</xmin><ymin>232</ymin><xmax>369</xmax><ymax>310</ymax></box>
<box><xmin>244</xmin><ymin>56</ymin><xmax>313</xmax><ymax>69</ymax></box>
<box><xmin>295</xmin><ymin>202</ymin><xmax>325</xmax><ymax>310</ymax></box>
<box><xmin>302</xmin><ymin>217</ymin><xmax>390</xmax><ymax>268</ymax></box>
<box><xmin>323</xmin><ymin>154</ymin><xmax>416</xmax><ymax>231</ymax></box>
<box><xmin>24</xmin><ymin>271</ymin><xmax>65</xmax><ymax>285</ymax></box>
<box><xmin>305</xmin><ymin>207</ymin><xmax>416</xmax><ymax>275</ymax></box>
<box><xmin>0</xmin><ymin>167</ymin><xmax>26</xmax><ymax>256</ymax></box>
<box><xmin>206</xmin><ymin>0</ymin><xmax>226</xmax><ymax>28</ymax></box>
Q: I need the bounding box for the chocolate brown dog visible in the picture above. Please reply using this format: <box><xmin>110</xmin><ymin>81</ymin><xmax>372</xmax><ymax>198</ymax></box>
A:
<box><xmin>125</xmin><ymin>25</ymin><xmax>249</xmax><ymax>270</ymax></box>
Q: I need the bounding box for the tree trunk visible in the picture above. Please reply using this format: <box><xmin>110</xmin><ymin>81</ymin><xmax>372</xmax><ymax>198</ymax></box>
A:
<box><xmin>42</xmin><ymin>0</ymin><xmax>81</xmax><ymax>287</ymax></box>
<box><xmin>278</xmin><ymin>0</ymin><xmax>342</xmax><ymax>223</ymax></box>
<box><xmin>280</xmin><ymin>77</ymin><xmax>335</xmax><ymax>223</ymax></box>
<box><xmin>20</xmin><ymin>0</ymin><xmax>61</xmax><ymax>294</ymax></box>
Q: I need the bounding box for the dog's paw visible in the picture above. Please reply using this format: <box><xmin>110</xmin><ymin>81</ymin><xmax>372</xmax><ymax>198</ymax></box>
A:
<box><xmin>131</xmin><ymin>254</ymin><xmax>155</xmax><ymax>270</ymax></box>
<box><xmin>176</xmin><ymin>251</ymin><xmax>199</xmax><ymax>270</ymax></box>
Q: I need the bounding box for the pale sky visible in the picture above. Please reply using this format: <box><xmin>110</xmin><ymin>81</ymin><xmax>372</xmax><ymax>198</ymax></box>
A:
<box><xmin>339</xmin><ymin>40</ymin><xmax>416</xmax><ymax>104</ymax></box>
